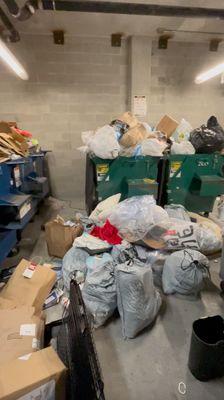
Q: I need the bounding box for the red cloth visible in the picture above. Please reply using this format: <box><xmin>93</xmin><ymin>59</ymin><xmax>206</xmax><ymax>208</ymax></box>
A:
<box><xmin>90</xmin><ymin>219</ymin><xmax>122</xmax><ymax>245</ymax></box>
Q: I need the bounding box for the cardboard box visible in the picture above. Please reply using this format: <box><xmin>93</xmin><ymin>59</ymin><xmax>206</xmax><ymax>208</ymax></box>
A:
<box><xmin>120</xmin><ymin>123</ymin><xmax>148</xmax><ymax>147</ymax></box>
<box><xmin>156</xmin><ymin>115</ymin><xmax>179</xmax><ymax>138</ymax></box>
<box><xmin>0</xmin><ymin>306</ymin><xmax>44</xmax><ymax>366</ymax></box>
<box><xmin>45</xmin><ymin>216</ymin><xmax>83</xmax><ymax>258</ymax></box>
<box><xmin>0</xmin><ymin>346</ymin><xmax>67</xmax><ymax>400</ymax></box>
<box><xmin>0</xmin><ymin>259</ymin><xmax>56</xmax><ymax>313</ymax></box>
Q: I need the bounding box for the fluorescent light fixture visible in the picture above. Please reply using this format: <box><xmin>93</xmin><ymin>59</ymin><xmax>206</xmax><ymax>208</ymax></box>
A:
<box><xmin>195</xmin><ymin>62</ymin><xmax>224</xmax><ymax>84</ymax></box>
<box><xmin>0</xmin><ymin>38</ymin><xmax>28</xmax><ymax>80</ymax></box>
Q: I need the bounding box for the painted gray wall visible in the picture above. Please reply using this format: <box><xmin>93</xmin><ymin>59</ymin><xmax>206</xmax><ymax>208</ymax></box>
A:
<box><xmin>0</xmin><ymin>35</ymin><xmax>224</xmax><ymax>205</ymax></box>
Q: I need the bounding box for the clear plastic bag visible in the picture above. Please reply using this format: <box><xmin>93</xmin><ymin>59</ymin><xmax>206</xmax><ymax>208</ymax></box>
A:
<box><xmin>195</xmin><ymin>223</ymin><xmax>222</xmax><ymax>255</ymax></box>
<box><xmin>162</xmin><ymin>249</ymin><xmax>209</xmax><ymax>295</ymax></box>
<box><xmin>144</xmin><ymin>218</ymin><xmax>199</xmax><ymax>250</ymax></box>
<box><xmin>62</xmin><ymin>247</ymin><xmax>88</xmax><ymax>291</ymax></box>
<box><xmin>109</xmin><ymin>195</ymin><xmax>169</xmax><ymax>242</ymax></box>
<box><xmin>116</xmin><ymin>260</ymin><xmax>161</xmax><ymax>338</ymax></box>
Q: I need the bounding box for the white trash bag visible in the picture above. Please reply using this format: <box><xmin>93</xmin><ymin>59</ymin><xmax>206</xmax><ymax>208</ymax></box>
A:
<box><xmin>89</xmin><ymin>193</ymin><xmax>121</xmax><ymax>223</ymax></box>
<box><xmin>116</xmin><ymin>260</ymin><xmax>162</xmax><ymax>339</ymax></box>
<box><xmin>82</xmin><ymin>263</ymin><xmax>117</xmax><ymax>327</ymax></box>
<box><xmin>109</xmin><ymin>195</ymin><xmax>169</xmax><ymax>242</ymax></box>
<box><xmin>89</xmin><ymin>125</ymin><xmax>120</xmax><ymax>159</ymax></box>
<box><xmin>171</xmin><ymin>141</ymin><xmax>195</xmax><ymax>155</ymax></box>
<box><xmin>162</xmin><ymin>249</ymin><xmax>209</xmax><ymax>295</ymax></box>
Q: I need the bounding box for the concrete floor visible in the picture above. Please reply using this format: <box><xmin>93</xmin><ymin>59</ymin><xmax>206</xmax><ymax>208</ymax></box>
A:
<box><xmin>3</xmin><ymin>198</ymin><xmax>224</xmax><ymax>400</ymax></box>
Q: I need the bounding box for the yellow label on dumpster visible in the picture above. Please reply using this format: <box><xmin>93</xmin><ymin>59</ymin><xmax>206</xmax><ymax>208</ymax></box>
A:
<box><xmin>170</xmin><ymin>161</ymin><xmax>182</xmax><ymax>178</ymax></box>
<box><xmin>96</xmin><ymin>164</ymin><xmax>109</xmax><ymax>181</ymax></box>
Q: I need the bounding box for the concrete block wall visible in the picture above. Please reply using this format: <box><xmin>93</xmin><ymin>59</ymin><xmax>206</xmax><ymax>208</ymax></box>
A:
<box><xmin>1</xmin><ymin>35</ymin><xmax>224</xmax><ymax>204</ymax></box>
<box><xmin>0</xmin><ymin>35</ymin><xmax>128</xmax><ymax>207</ymax></box>
<box><xmin>150</xmin><ymin>41</ymin><xmax>224</xmax><ymax>127</ymax></box>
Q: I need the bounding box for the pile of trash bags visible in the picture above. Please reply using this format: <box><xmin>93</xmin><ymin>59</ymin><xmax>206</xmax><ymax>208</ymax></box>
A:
<box><xmin>78</xmin><ymin>111</ymin><xmax>224</xmax><ymax>160</ymax></box>
<box><xmin>61</xmin><ymin>194</ymin><xmax>222</xmax><ymax>340</ymax></box>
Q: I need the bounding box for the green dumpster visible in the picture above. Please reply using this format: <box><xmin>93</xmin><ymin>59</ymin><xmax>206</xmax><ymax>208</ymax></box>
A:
<box><xmin>165</xmin><ymin>154</ymin><xmax>224</xmax><ymax>214</ymax></box>
<box><xmin>85</xmin><ymin>155</ymin><xmax>163</xmax><ymax>214</ymax></box>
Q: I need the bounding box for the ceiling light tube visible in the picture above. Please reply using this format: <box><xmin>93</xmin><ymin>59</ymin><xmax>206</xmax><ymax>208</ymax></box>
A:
<box><xmin>0</xmin><ymin>38</ymin><xmax>28</xmax><ymax>80</ymax></box>
<box><xmin>195</xmin><ymin>62</ymin><xmax>224</xmax><ymax>84</ymax></box>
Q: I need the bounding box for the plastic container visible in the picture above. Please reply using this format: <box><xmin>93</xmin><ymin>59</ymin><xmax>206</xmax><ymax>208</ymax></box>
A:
<box><xmin>188</xmin><ymin>315</ymin><xmax>224</xmax><ymax>381</ymax></box>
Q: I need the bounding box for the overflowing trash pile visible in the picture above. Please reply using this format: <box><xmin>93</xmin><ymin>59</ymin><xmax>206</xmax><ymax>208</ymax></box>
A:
<box><xmin>0</xmin><ymin>120</ymin><xmax>43</xmax><ymax>163</ymax></box>
<box><xmin>45</xmin><ymin>195</ymin><xmax>222</xmax><ymax>340</ymax></box>
<box><xmin>78</xmin><ymin>112</ymin><xmax>224</xmax><ymax>159</ymax></box>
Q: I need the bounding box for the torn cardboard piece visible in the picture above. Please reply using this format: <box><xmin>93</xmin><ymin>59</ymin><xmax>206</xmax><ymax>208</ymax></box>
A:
<box><xmin>0</xmin><ymin>346</ymin><xmax>67</xmax><ymax>400</ymax></box>
<box><xmin>45</xmin><ymin>216</ymin><xmax>83</xmax><ymax>258</ymax></box>
<box><xmin>0</xmin><ymin>306</ymin><xmax>44</xmax><ymax>366</ymax></box>
<box><xmin>156</xmin><ymin>115</ymin><xmax>179</xmax><ymax>138</ymax></box>
<box><xmin>0</xmin><ymin>259</ymin><xmax>56</xmax><ymax>313</ymax></box>
<box><xmin>119</xmin><ymin>111</ymin><xmax>138</xmax><ymax>129</ymax></box>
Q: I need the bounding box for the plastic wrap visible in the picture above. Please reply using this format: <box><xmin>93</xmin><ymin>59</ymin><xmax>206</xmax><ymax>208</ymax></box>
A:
<box><xmin>164</xmin><ymin>204</ymin><xmax>191</xmax><ymax>221</ymax></box>
<box><xmin>82</xmin><ymin>263</ymin><xmax>117</xmax><ymax>327</ymax></box>
<box><xmin>116</xmin><ymin>260</ymin><xmax>162</xmax><ymax>338</ymax></box>
<box><xmin>162</xmin><ymin>249</ymin><xmax>209</xmax><ymax>295</ymax></box>
<box><xmin>109</xmin><ymin>195</ymin><xmax>169</xmax><ymax>242</ymax></box>
<box><xmin>89</xmin><ymin>194</ymin><xmax>121</xmax><ymax>223</ymax></box>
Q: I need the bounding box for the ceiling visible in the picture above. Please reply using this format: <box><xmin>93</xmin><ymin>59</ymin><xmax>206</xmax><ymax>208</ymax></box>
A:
<box><xmin>2</xmin><ymin>0</ymin><xmax>224</xmax><ymax>42</ymax></box>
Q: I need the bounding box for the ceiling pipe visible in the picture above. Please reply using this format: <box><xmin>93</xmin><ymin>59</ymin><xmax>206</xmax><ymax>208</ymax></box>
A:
<box><xmin>38</xmin><ymin>1</ymin><xmax>224</xmax><ymax>19</ymax></box>
<box><xmin>0</xmin><ymin>6</ymin><xmax>20</xmax><ymax>42</ymax></box>
<box><xmin>3</xmin><ymin>0</ymin><xmax>37</xmax><ymax>21</ymax></box>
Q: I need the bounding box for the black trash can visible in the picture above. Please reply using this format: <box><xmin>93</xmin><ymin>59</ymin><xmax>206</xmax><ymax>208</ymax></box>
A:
<box><xmin>188</xmin><ymin>315</ymin><xmax>224</xmax><ymax>381</ymax></box>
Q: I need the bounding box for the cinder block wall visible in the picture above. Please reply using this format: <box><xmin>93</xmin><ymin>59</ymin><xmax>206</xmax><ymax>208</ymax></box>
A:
<box><xmin>1</xmin><ymin>36</ymin><xmax>224</xmax><ymax>204</ymax></box>
<box><xmin>150</xmin><ymin>41</ymin><xmax>224</xmax><ymax>127</ymax></box>
<box><xmin>0</xmin><ymin>35</ymin><xmax>128</xmax><ymax>207</ymax></box>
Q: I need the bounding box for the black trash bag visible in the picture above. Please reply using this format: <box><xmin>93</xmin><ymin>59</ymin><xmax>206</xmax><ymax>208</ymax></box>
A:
<box><xmin>190</xmin><ymin>116</ymin><xmax>224</xmax><ymax>153</ymax></box>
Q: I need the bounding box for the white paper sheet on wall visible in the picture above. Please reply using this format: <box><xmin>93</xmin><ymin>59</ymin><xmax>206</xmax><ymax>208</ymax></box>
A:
<box><xmin>133</xmin><ymin>95</ymin><xmax>147</xmax><ymax>118</ymax></box>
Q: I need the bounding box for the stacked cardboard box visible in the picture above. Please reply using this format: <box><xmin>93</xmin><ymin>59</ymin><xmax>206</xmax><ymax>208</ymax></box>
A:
<box><xmin>0</xmin><ymin>259</ymin><xmax>67</xmax><ymax>400</ymax></box>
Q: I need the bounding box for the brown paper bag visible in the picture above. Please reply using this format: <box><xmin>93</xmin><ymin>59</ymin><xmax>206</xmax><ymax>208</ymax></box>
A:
<box><xmin>120</xmin><ymin>123</ymin><xmax>148</xmax><ymax>147</ymax></box>
<box><xmin>0</xmin><ymin>306</ymin><xmax>45</xmax><ymax>366</ymax></box>
<box><xmin>45</xmin><ymin>216</ymin><xmax>83</xmax><ymax>258</ymax></box>
<box><xmin>0</xmin><ymin>259</ymin><xmax>56</xmax><ymax>313</ymax></box>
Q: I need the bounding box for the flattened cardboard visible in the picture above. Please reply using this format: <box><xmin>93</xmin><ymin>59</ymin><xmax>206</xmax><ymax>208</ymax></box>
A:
<box><xmin>0</xmin><ymin>306</ymin><xmax>44</xmax><ymax>366</ymax></box>
<box><xmin>156</xmin><ymin>115</ymin><xmax>179</xmax><ymax>138</ymax></box>
<box><xmin>45</xmin><ymin>217</ymin><xmax>83</xmax><ymax>258</ymax></box>
<box><xmin>0</xmin><ymin>259</ymin><xmax>56</xmax><ymax>313</ymax></box>
<box><xmin>0</xmin><ymin>347</ymin><xmax>67</xmax><ymax>400</ymax></box>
